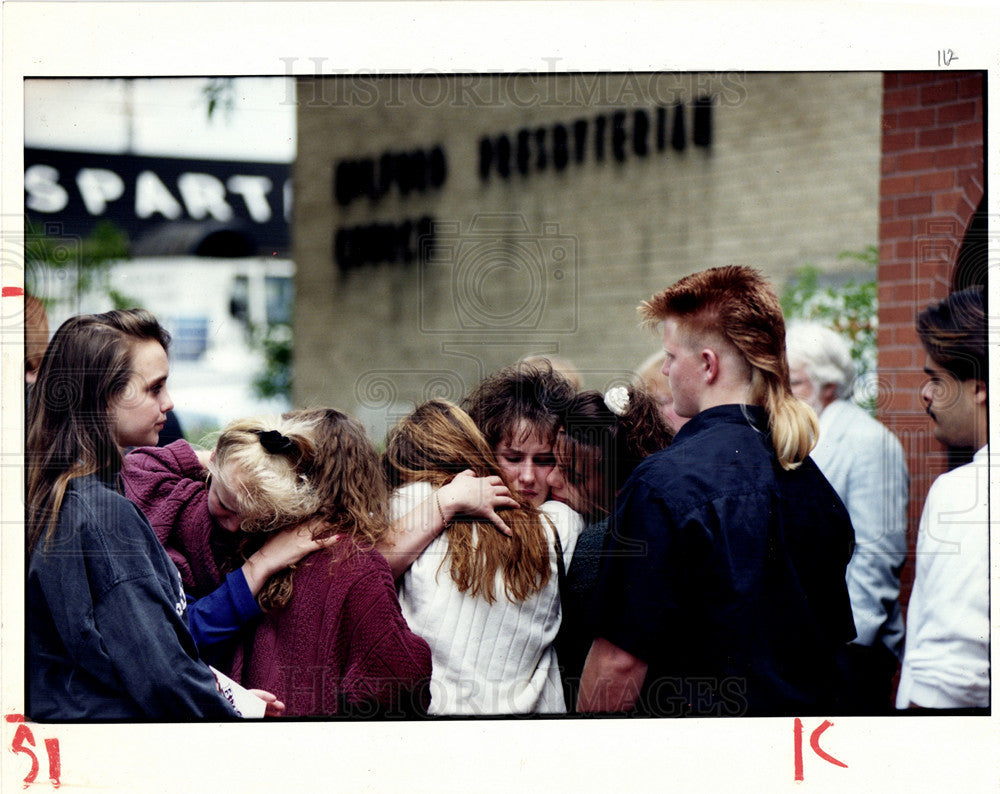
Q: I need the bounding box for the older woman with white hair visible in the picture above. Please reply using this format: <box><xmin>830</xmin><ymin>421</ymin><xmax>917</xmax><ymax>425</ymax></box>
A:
<box><xmin>785</xmin><ymin>321</ymin><xmax>909</xmax><ymax>714</ymax></box>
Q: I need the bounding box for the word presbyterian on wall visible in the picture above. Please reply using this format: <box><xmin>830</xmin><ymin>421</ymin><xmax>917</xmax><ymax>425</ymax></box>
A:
<box><xmin>479</xmin><ymin>99</ymin><xmax>712</xmax><ymax>181</ymax></box>
<box><xmin>330</xmin><ymin>97</ymin><xmax>713</xmax><ymax>272</ymax></box>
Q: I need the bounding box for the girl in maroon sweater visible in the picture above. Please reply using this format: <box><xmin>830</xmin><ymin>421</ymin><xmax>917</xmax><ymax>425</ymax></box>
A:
<box><xmin>227</xmin><ymin>408</ymin><xmax>432</xmax><ymax>716</ymax></box>
<box><xmin>127</xmin><ymin>408</ymin><xmax>431</xmax><ymax>716</ymax></box>
<box><xmin>128</xmin><ymin>409</ymin><xmax>432</xmax><ymax>716</ymax></box>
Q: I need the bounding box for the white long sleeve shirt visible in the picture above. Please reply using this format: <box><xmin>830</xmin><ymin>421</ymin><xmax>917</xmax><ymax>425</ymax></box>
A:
<box><xmin>390</xmin><ymin>482</ymin><xmax>583</xmax><ymax>715</ymax></box>
<box><xmin>896</xmin><ymin>445</ymin><xmax>990</xmax><ymax>709</ymax></box>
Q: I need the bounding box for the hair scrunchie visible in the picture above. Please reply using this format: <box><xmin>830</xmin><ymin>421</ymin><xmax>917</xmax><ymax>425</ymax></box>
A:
<box><xmin>256</xmin><ymin>429</ymin><xmax>297</xmax><ymax>456</ymax></box>
<box><xmin>603</xmin><ymin>385</ymin><xmax>629</xmax><ymax>417</ymax></box>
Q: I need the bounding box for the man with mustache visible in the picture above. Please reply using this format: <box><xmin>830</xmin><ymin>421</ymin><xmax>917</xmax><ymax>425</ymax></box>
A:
<box><xmin>896</xmin><ymin>285</ymin><xmax>989</xmax><ymax>710</ymax></box>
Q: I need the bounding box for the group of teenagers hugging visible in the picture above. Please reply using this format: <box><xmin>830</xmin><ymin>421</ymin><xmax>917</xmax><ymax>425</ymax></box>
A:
<box><xmin>27</xmin><ymin>264</ymin><xmax>867</xmax><ymax>721</ymax></box>
<box><xmin>26</xmin><ymin>294</ymin><xmax>674</xmax><ymax>720</ymax></box>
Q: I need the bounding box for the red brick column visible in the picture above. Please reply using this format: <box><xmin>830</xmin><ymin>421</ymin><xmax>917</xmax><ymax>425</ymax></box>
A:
<box><xmin>877</xmin><ymin>71</ymin><xmax>984</xmax><ymax>604</ymax></box>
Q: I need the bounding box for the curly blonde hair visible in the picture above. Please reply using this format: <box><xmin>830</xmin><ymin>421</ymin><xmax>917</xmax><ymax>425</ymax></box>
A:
<box><xmin>208</xmin><ymin>414</ymin><xmax>323</xmax><ymax>534</ymax></box>
<box><xmin>212</xmin><ymin>409</ymin><xmax>389</xmax><ymax>611</ymax></box>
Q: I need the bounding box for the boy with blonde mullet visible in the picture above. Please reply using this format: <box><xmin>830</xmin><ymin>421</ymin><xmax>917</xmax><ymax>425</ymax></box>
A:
<box><xmin>578</xmin><ymin>266</ymin><xmax>857</xmax><ymax>716</ymax></box>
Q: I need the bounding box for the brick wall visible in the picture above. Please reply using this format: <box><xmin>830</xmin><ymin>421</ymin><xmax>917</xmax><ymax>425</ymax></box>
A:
<box><xmin>877</xmin><ymin>71</ymin><xmax>985</xmax><ymax>602</ymax></box>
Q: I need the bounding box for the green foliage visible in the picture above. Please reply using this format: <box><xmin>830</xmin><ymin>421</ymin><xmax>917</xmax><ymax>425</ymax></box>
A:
<box><xmin>108</xmin><ymin>288</ymin><xmax>137</xmax><ymax>311</ymax></box>
<box><xmin>781</xmin><ymin>246</ymin><xmax>879</xmax><ymax>411</ymax></box>
<box><xmin>185</xmin><ymin>420</ymin><xmax>226</xmax><ymax>449</ymax></box>
<box><xmin>25</xmin><ymin>217</ymin><xmax>139</xmax><ymax>308</ymax></box>
<box><xmin>252</xmin><ymin>322</ymin><xmax>293</xmax><ymax>400</ymax></box>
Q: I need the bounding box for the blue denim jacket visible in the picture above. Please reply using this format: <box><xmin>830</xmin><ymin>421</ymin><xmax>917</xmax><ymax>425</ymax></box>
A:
<box><xmin>27</xmin><ymin>473</ymin><xmax>236</xmax><ymax>721</ymax></box>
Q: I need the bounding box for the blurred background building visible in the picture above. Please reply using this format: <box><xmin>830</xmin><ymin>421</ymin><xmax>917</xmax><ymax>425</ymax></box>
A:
<box><xmin>23</xmin><ymin>78</ymin><xmax>297</xmax><ymax>438</ymax></box>
<box><xmin>23</xmin><ymin>71</ymin><xmax>986</xmax><ymax>644</ymax></box>
<box><xmin>292</xmin><ymin>72</ymin><xmax>885</xmax><ymax>436</ymax></box>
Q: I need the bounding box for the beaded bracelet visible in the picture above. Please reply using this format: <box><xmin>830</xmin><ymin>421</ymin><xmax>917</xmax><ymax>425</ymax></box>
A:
<box><xmin>434</xmin><ymin>490</ymin><xmax>449</xmax><ymax>526</ymax></box>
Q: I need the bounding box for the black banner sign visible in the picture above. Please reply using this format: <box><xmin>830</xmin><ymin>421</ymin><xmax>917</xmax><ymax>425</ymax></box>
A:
<box><xmin>24</xmin><ymin>148</ymin><xmax>291</xmax><ymax>255</ymax></box>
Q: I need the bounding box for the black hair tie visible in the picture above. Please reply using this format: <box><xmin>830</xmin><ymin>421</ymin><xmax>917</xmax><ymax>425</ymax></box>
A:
<box><xmin>256</xmin><ymin>429</ymin><xmax>297</xmax><ymax>456</ymax></box>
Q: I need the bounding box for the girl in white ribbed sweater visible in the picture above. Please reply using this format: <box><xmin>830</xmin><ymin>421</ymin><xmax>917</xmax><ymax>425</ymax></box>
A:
<box><xmin>379</xmin><ymin>399</ymin><xmax>582</xmax><ymax>715</ymax></box>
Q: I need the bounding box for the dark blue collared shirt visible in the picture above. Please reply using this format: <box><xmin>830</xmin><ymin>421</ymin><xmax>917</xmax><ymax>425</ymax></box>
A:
<box><xmin>593</xmin><ymin>404</ymin><xmax>856</xmax><ymax>717</ymax></box>
<box><xmin>27</xmin><ymin>473</ymin><xmax>237</xmax><ymax>721</ymax></box>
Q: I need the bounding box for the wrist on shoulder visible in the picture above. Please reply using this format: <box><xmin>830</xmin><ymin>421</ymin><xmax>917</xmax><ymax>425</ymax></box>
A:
<box><xmin>434</xmin><ymin>489</ymin><xmax>452</xmax><ymax>526</ymax></box>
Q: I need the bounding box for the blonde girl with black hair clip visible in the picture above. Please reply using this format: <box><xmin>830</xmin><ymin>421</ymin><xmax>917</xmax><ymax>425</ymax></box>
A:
<box><xmin>122</xmin><ymin>413</ymin><xmax>337</xmax><ymax>667</ymax></box>
<box><xmin>126</xmin><ymin>409</ymin><xmax>433</xmax><ymax>717</ymax></box>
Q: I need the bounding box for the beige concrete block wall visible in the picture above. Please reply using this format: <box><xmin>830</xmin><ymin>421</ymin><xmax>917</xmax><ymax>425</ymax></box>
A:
<box><xmin>293</xmin><ymin>72</ymin><xmax>881</xmax><ymax>439</ymax></box>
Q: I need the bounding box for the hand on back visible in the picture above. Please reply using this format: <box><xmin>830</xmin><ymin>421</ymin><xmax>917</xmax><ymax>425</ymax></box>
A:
<box><xmin>243</xmin><ymin>518</ymin><xmax>341</xmax><ymax>592</ymax></box>
<box><xmin>260</xmin><ymin>517</ymin><xmax>340</xmax><ymax>568</ymax></box>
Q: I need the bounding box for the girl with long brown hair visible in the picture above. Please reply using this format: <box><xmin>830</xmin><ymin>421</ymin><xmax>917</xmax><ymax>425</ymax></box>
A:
<box><xmin>26</xmin><ymin>309</ymin><xmax>266</xmax><ymax>719</ymax></box>
<box><xmin>381</xmin><ymin>399</ymin><xmax>583</xmax><ymax>715</ymax></box>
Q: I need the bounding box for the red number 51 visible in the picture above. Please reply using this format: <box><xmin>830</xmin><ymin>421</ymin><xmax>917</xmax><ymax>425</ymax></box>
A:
<box><xmin>6</xmin><ymin>714</ymin><xmax>61</xmax><ymax>788</ymax></box>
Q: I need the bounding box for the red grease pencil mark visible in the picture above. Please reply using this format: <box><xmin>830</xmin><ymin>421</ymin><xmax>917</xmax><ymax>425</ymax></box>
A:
<box><xmin>794</xmin><ymin>718</ymin><xmax>804</xmax><ymax>781</ymax></box>
<box><xmin>2</xmin><ymin>286</ymin><xmax>25</xmax><ymax>297</ymax></box>
<box><xmin>809</xmin><ymin>720</ymin><xmax>847</xmax><ymax>768</ymax></box>
<box><xmin>44</xmin><ymin>738</ymin><xmax>62</xmax><ymax>787</ymax></box>
<box><xmin>794</xmin><ymin>718</ymin><xmax>847</xmax><ymax>781</ymax></box>
<box><xmin>6</xmin><ymin>715</ymin><xmax>63</xmax><ymax>787</ymax></box>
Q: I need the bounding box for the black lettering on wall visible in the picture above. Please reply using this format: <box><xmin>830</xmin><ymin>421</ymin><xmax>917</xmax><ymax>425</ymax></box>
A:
<box><xmin>534</xmin><ymin>128</ymin><xmax>548</xmax><ymax>171</ymax></box>
<box><xmin>475</xmin><ymin>98</ymin><xmax>713</xmax><ymax>182</ymax></box>
<box><xmin>671</xmin><ymin>103</ymin><xmax>686</xmax><ymax>152</ymax></box>
<box><xmin>333</xmin><ymin>146</ymin><xmax>448</xmax><ymax>206</ymax></box>
<box><xmin>633</xmin><ymin>109</ymin><xmax>649</xmax><ymax>158</ymax></box>
<box><xmin>693</xmin><ymin>95</ymin><xmax>713</xmax><ymax>147</ymax></box>
<box><xmin>378</xmin><ymin>152</ymin><xmax>396</xmax><ymax>197</ymax></box>
<box><xmin>429</xmin><ymin>147</ymin><xmax>447</xmax><ymax>188</ymax></box>
<box><xmin>496</xmin><ymin>134</ymin><xmax>511</xmax><ymax>179</ymax></box>
<box><xmin>573</xmin><ymin>119</ymin><xmax>588</xmax><ymax>164</ymax></box>
<box><xmin>334</xmin><ymin>215</ymin><xmax>435</xmax><ymax>272</ymax></box>
<box><xmin>594</xmin><ymin>115</ymin><xmax>607</xmax><ymax>163</ymax></box>
<box><xmin>611</xmin><ymin>111</ymin><xmax>627</xmax><ymax>163</ymax></box>
<box><xmin>516</xmin><ymin>129</ymin><xmax>531</xmax><ymax>176</ymax></box>
<box><xmin>553</xmin><ymin>124</ymin><xmax>569</xmax><ymax>171</ymax></box>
